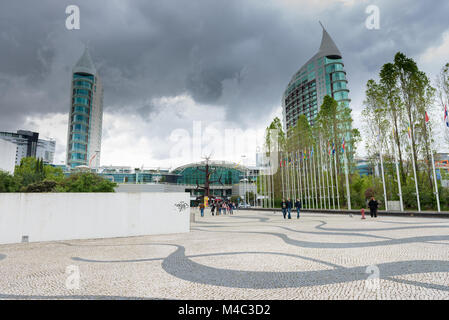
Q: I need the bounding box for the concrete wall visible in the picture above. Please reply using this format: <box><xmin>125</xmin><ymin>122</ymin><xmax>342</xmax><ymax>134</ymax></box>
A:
<box><xmin>0</xmin><ymin>192</ymin><xmax>190</xmax><ymax>244</ymax></box>
<box><xmin>115</xmin><ymin>183</ymin><xmax>186</xmax><ymax>193</ymax></box>
<box><xmin>0</xmin><ymin>139</ymin><xmax>16</xmax><ymax>174</ymax></box>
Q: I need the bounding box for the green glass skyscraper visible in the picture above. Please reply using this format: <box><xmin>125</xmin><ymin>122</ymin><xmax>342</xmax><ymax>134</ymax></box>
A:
<box><xmin>282</xmin><ymin>23</ymin><xmax>350</xmax><ymax>131</ymax></box>
<box><xmin>66</xmin><ymin>48</ymin><xmax>104</xmax><ymax>168</ymax></box>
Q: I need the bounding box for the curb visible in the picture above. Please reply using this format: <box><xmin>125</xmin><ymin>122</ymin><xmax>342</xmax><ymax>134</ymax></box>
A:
<box><xmin>237</xmin><ymin>207</ymin><xmax>449</xmax><ymax>219</ymax></box>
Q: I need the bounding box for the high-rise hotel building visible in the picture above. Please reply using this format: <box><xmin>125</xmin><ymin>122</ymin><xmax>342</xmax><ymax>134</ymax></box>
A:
<box><xmin>66</xmin><ymin>48</ymin><xmax>104</xmax><ymax>168</ymax></box>
<box><xmin>282</xmin><ymin>24</ymin><xmax>350</xmax><ymax>131</ymax></box>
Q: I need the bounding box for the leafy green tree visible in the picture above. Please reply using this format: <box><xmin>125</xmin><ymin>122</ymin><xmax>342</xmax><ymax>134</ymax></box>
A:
<box><xmin>14</xmin><ymin>157</ymin><xmax>64</xmax><ymax>188</ymax></box>
<box><xmin>59</xmin><ymin>172</ymin><xmax>117</xmax><ymax>192</ymax></box>
<box><xmin>0</xmin><ymin>170</ymin><xmax>21</xmax><ymax>192</ymax></box>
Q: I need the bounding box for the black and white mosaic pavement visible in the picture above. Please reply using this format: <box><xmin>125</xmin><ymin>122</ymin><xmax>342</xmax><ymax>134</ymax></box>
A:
<box><xmin>0</xmin><ymin>210</ymin><xmax>448</xmax><ymax>299</ymax></box>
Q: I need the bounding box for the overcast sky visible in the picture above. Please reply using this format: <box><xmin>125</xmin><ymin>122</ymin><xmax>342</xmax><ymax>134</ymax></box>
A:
<box><xmin>0</xmin><ymin>0</ymin><xmax>448</xmax><ymax>169</ymax></box>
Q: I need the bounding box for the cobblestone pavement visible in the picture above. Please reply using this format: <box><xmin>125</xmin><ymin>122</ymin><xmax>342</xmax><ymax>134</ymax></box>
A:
<box><xmin>1</xmin><ymin>210</ymin><xmax>449</xmax><ymax>299</ymax></box>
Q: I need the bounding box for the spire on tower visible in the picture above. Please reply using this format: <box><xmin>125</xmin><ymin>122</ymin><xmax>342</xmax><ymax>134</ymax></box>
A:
<box><xmin>73</xmin><ymin>47</ymin><xmax>97</xmax><ymax>75</ymax></box>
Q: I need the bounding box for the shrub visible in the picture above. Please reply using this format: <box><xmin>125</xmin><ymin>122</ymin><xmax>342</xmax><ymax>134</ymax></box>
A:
<box><xmin>22</xmin><ymin>180</ymin><xmax>58</xmax><ymax>193</ymax></box>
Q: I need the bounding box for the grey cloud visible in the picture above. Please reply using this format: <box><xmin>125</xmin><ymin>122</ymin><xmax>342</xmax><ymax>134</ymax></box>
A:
<box><xmin>0</xmin><ymin>0</ymin><xmax>448</xmax><ymax>142</ymax></box>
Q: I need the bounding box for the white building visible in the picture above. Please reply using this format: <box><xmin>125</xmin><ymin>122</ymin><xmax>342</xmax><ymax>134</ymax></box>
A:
<box><xmin>0</xmin><ymin>139</ymin><xmax>16</xmax><ymax>174</ymax></box>
<box><xmin>36</xmin><ymin>139</ymin><xmax>56</xmax><ymax>164</ymax></box>
<box><xmin>0</xmin><ymin>130</ymin><xmax>55</xmax><ymax>165</ymax></box>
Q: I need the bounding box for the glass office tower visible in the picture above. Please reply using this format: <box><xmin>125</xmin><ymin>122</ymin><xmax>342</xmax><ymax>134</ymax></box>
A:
<box><xmin>66</xmin><ymin>48</ymin><xmax>104</xmax><ymax>168</ymax></box>
<box><xmin>282</xmin><ymin>23</ymin><xmax>351</xmax><ymax>131</ymax></box>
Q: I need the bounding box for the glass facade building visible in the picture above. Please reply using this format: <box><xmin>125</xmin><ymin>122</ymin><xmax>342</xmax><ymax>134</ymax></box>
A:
<box><xmin>66</xmin><ymin>48</ymin><xmax>104</xmax><ymax>168</ymax></box>
<box><xmin>172</xmin><ymin>161</ymin><xmax>247</xmax><ymax>197</ymax></box>
<box><xmin>282</xmin><ymin>24</ymin><xmax>351</xmax><ymax>131</ymax></box>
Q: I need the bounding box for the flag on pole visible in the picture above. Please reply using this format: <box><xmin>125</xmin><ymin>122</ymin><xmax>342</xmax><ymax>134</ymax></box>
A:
<box><xmin>341</xmin><ymin>138</ymin><xmax>345</xmax><ymax>153</ymax></box>
<box><xmin>444</xmin><ymin>104</ymin><xmax>449</xmax><ymax>128</ymax></box>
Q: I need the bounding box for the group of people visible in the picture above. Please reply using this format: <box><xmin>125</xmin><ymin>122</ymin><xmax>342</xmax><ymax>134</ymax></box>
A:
<box><xmin>199</xmin><ymin>200</ymin><xmax>236</xmax><ymax>217</ymax></box>
<box><xmin>280</xmin><ymin>198</ymin><xmax>302</xmax><ymax>219</ymax></box>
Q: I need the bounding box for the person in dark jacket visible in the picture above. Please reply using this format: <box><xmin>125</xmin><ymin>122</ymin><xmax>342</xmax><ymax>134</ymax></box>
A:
<box><xmin>287</xmin><ymin>198</ymin><xmax>292</xmax><ymax>219</ymax></box>
<box><xmin>281</xmin><ymin>199</ymin><xmax>287</xmax><ymax>219</ymax></box>
<box><xmin>368</xmin><ymin>197</ymin><xmax>379</xmax><ymax>218</ymax></box>
<box><xmin>295</xmin><ymin>199</ymin><xmax>302</xmax><ymax>219</ymax></box>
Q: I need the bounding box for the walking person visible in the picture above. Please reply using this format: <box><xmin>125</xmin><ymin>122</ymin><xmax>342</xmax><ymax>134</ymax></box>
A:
<box><xmin>287</xmin><ymin>198</ymin><xmax>292</xmax><ymax>219</ymax></box>
<box><xmin>281</xmin><ymin>199</ymin><xmax>287</xmax><ymax>219</ymax></box>
<box><xmin>211</xmin><ymin>202</ymin><xmax>215</xmax><ymax>216</ymax></box>
<box><xmin>368</xmin><ymin>196</ymin><xmax>379</xmax><ymax>218</ymax></box>
<box><xmin>199</xmin><ymin>202</ymin><xmax>205</xmax><ymax>217</ymax></box>
<box><xmin>295</xmin><ymin>198</ymin><xmax>302</xmax><ymax>219</ymax></box>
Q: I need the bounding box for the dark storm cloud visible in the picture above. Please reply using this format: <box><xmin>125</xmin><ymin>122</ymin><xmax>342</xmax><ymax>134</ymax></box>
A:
<box><xmin>0</xmin><ymin>0</ymin><xmax>448</xmax><ymax>133</ymax></box>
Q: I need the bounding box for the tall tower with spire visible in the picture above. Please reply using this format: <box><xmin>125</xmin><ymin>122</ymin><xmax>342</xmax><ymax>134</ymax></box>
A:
<box><xmin>282</xmin><ymin>23</ymin><xmax>350</xmax><ymax>131</ymax></box>
<box><xmin>66</xmin><ymin>48</ymin><xmax>104</xmax><ymax>168</ymax></box>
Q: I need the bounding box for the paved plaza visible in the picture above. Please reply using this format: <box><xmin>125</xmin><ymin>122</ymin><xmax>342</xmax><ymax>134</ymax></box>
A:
<box><xmin>0</xmin><ymin>209</ymin><xmax>449</xmax><ymax>299</ymax></box>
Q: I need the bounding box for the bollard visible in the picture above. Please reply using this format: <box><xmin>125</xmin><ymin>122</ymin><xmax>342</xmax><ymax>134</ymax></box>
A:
<box><xmin>361</xmin><ymin>208</ymin><xmax>366</xmax><ymax>220</ymax></box>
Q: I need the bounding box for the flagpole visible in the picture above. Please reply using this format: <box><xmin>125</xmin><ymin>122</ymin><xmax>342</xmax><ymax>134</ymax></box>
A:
<box><xmin>431</xmin><ymin>150</ymin><xmax>441</xmax><ymax>212</ymax></box>
<box><xmin>316</xmin><ymin>143</ymin><xmax>323</xmax><ymax>209</ymax></box>
<box><xmin>392</xmin><ymin>129</ymin><xmax>404</xmax><ymax>212</ymax></box>
<box><xmin>286</xmin><ymin>152</ymin><xmax>290</xmax><ymax>200</ymax></box>
<box><xmin>379</xmin><ymin>137</ymin><xmax>388</xmax><ymax>211</ymax></box>
<box><xmin>271</xmin><ymin>159</ymin><xmax>275</xmax><ymax>209</ymax></box>
<box><xmin>296</xmin><ymin>151</ymin><xmax>302</xmax><ymax>206</ymax></box>
<box><xmin>309</xmin><ymin>150</ymin><xmax>318</xmax><ymax>209</ymax></box>
<box><xmin>267</xmin><ymin>157</ymin><xmax>272</xmax><ymax>208</ymax></box>
<box><xmin>328</xmin><ymin>144</ymin><xmax>336</xmax><ymax>210</ymax></box>
<box><xmin>290</xmin><ymin>152</ymin><xmax>296</xmax><ymax>200</ymax></box>
<box><xmin>334</xmin><ymin>142</ymin><xmax>340</xmax><ymax>210</ymax></box>
<box><xmin>260</xmin><ymin>152</ymin><xmax>267</xmax><ymax>208</ymax></box>
<box><xmin>409</xmin><ymin>124</ymin><xmax>421</xmax><ymax>212</ymax></box>
<box><xmin>323</xmin><ymin>141</ymin><xmax>331</xmax><ymax>209</ymax></box>
<box><xmin>265</xmin><ymin>161</ymin><xmax>268</xmax><ymax>208</ymax></box>
<box><xmin>281</xmin><ymin>151</ymin><xmax>285</xmax><ymax>200</ymax></box>
<box><xmin>290</xmin><ymin>153</ymin><xmax>294</xmax><ymax>200</ymax></box>
<box><xmin>319</xmin><ymin>139</ymin><xmax>327</xmax><ymax>210</ymax></box>
<box><xmin>311</xmin><ymin>146</ymin><xmax>317</xmax><ymax>209</ymax></box>
<box><xmin>302</xmin><ymin>151</ymin><xmax>308</xmax><ymax>209</ymax></box>
<box><xmin>292</xmin><ymin>152</ymin><xmax>297</xmax><ymax>199</ymax></box>
<box><xmin>343</xmin><ymin>142</ymin><xmax>351</xmax><ymax>211</ymax></box>
<box><xmin>285</xmin><ymin>153</ymin><xmax>288</xmax><ymax>200</ymax></box>
<box><xmin>306</xmin><ymin>148</ymin><xmax>312</xmax><ymax>209</ymax></box>
<box><xmin>425</xmin><ymin>112</ymin><xmax>441</xmax><ymax>212</ymax></box>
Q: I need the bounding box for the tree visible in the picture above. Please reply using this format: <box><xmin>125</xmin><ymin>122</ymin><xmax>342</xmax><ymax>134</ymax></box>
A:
<box><xmin>59</xmin><ymin>172</ymin><xmax>117</xmax><ymax>192</ymax></box>
<box><xmin>436</xmin><ymin>62</ymin><xmax>449</xmax><ymax>144</ymax></box>
<box><xmin>193</xmin><ymin>156</ymin><xmax>224</xmax><ymax>198</ymax></box>
<box><xmin>264</xmin><ymin>117</ymin><xmax>286</xmax><ymax>202</ymax></box>
<box><xmin>22</xmin><ymin>180</ymin><xmax>59</xmax><ymax>193</ymax></box>
<box><xmin>14</xmin><ymin>157</ymin><xmax>64</xmax><ymax>188</ymax></box>
<box><xmin>379</xmin><ymin>62</ymin><xmax>407</xmax><ymax>182</ymax></box>
<box><xmin>0</xmin><ymin>170</ymin><xmax>20</xmax><ymax>192</ymax></box>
